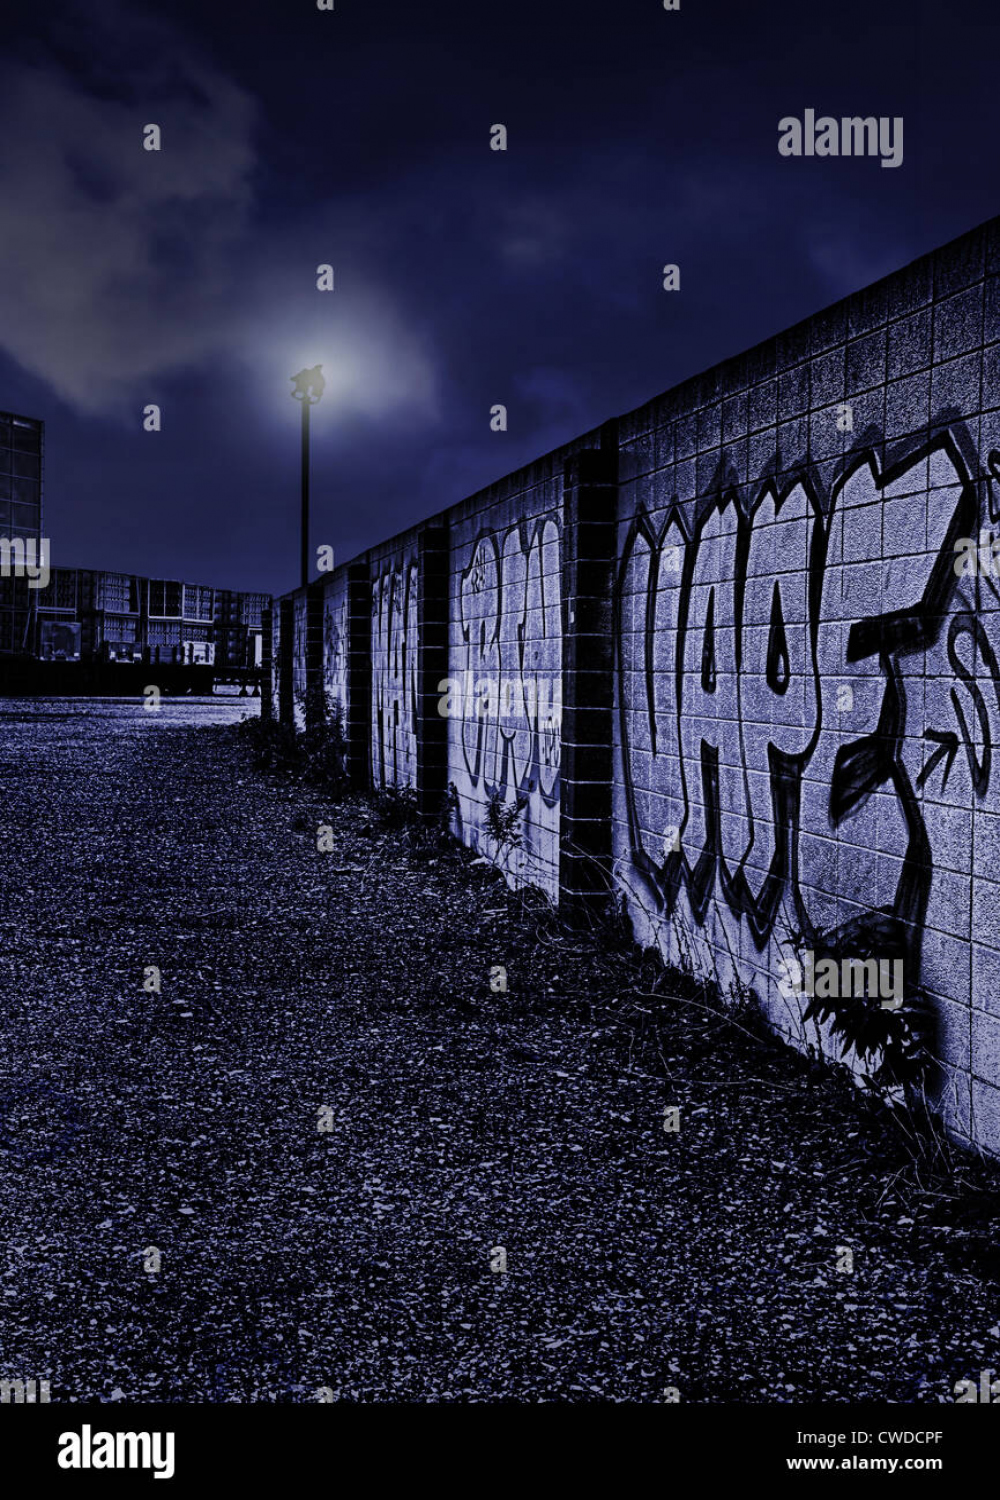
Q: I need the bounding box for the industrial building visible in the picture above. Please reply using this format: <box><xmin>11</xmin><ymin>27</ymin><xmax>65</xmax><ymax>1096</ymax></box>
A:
<box><xmin>0</xmin><ymin>408</ymin><xmax>44</xmax><ymax>656</ymax></box>
<box><xmin>0</xmin><ymin>405</ymin><xmax>269</xmax><ymax>683</ymax></box>
<box><xmin>36</xmin><ymin>570</ymin><xmax>268</xmax><ymax>670</ymax></box>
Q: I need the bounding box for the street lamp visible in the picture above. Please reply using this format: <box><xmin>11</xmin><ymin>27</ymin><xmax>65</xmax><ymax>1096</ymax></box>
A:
<box><xmin>290</xmin><ymin>365</ymin><xmax>326</xmax><ymax>588</ymax></box>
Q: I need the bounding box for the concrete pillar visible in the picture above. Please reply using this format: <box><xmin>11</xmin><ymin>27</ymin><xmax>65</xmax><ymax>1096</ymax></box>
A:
<box><xmin>278</xmin><ymin>596</ymin><xmax>295</xmax><ymax>728</ymax></box>
<box><xmin>260</xmin><ymin>603</ymin><xmax>274</xmax><ymax>721</ymax></box>
<box><xmin>346</xmin><ymin>561</ymin><xmax>372</xmax><ymax>789</ymax></box>
<box><xmin>304</xmin><ymin>580</ymin><xmax>325</xmax><ymax>732</ymax></box>
<box><xmin>559</xmin><ymin>447</ymin><xmax>618</xmax><ymax>920</ymax></box>
<box><xmin>416</xmin><ymin>524</ymin><xmax>450</xmax><ymax>821</ymax></box>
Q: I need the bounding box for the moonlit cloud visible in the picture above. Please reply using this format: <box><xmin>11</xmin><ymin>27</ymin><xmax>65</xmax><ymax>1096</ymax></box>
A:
<box><xmin>0</xmin><ymin>1</ymin><xmax>440</xmax><ymax>424</ymax></box>
<box><xmin>236</xmin><ymin>278</ymin><xmax>441</xmax><ymax>431</ymax></box>
<box><xmin>0</xmin><ymin>8</ymin><xmax>256</xmax><ymax>415</ymax></box>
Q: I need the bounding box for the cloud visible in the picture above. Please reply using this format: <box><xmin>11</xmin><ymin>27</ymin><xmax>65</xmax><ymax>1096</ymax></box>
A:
<box><xmin>0</xmin><ymin>1</ymin><xmax>440</xmax><ymax>424</ymax></box>
<box><xmin>233</xmin><ymin>271</ymin><xmax>442</xmax><ymax>431</ymax></box>
<box><xmin>513</xmin><ymin>366</ymin><xmax>589</xmax><ymax>428</ymax></box>
<box><xmin>498</xmin><ymin>200</ymin><xmax>569</xmax><ymax>268</ymax></box>
<box><xmin>0</xmin><ymin>4</ymin><xmax>257</xmax><ymax>415</ymax></box>
<box><xmin>803</xmin><ymin>205</ymin><xmax>910</xmax><ymax>302</ymax></box>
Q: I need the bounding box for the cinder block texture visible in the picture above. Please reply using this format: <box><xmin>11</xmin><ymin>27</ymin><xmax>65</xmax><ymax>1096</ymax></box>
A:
<box><xmin>275</xmin><ymin>218</ymin><xmax>1000</xmax><ymax>1160</ymax></box>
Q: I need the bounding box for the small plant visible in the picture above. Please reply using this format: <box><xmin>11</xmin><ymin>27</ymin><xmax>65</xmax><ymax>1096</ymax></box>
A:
<box><xmin>601</xmin><ymin>891</ymin><xmax>636</xmax><ymax>954</ymax></box>
<box><xmin>440</xmin><ymin>781</ymin><xmax>461</xmax><ymax>835</ymax></box>
<box><xmin>485</xmin><ymin>790</ymin><xmax>527</xmax><ymax>857</ymax></box>
<box><xmin>238</xmin><ymin>691</ymin><xmax>349</xmax><ymax>798</ymax></box>
<box><xmin>301</xmin><ymin>694</ymin><xmax>349</xmax><ymax>792</ymax></box>
<box><xmin>370</xmin><ymin>782</ymin><xmax>420</xmax><ymax>832</ymax></box>
<box><xmin>238</xmin><ymin>713</ymin><xmax>300</xmax><ymax>772</ymax></box>
<box><xmin>784</xmin><ymin>918</ymin><xmax>935</xmax><ymax>1100</ymax></box>
<box><xmin>726</xmin><ymin>973</ymin><xmax>762</xmax><ymax>1030</ymax></box>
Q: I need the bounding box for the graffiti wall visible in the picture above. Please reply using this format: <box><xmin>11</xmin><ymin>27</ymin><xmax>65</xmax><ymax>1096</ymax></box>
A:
<box><xmin>274</xmin><ymin>216</ymin><xmax>1000</xmax><ymax>1157</ymax></box>
<box><xmin>269</xmin><ymin>600</ymin><xmax>282</xmax><ymax>720</ymax></box>
<box><xmin>321</xmin><ymin>573</ymin><xmax>349</xmax><ymax>726</ymax></box>
<box><xmin>369</xmin><ymin>536</ymin><xmax>419</xmax><ymax>790</ymax></box>
<box><xmin>614</xmin><ymin>222</ymin><xmax>1000</xmax><ymax>1147</ymax></box>
<box><xmin>291</xmin><ymin>590</ymin><xmax>308</xmax><ymax>730</ymax></box>
<box><xmin>449</xmin><ymin>477</ymin><xmax>564</xmax><ymax>899</ymax></box>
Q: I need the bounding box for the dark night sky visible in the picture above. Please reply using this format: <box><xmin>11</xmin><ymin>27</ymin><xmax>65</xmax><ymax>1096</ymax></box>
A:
<box><xmin>0</xmin><ymin>0</ymin><xmax>996</xmax><ymax>596</ymax></box>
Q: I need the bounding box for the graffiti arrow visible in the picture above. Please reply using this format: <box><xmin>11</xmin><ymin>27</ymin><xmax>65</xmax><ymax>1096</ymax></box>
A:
<box><xmin>916</xmin><ymin>729</ymin><xmax>959</xmax><ymax>792</ymax></box>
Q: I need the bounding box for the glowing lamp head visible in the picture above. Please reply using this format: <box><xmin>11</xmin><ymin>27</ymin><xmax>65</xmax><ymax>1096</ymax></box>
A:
<box><xmin>290</xmin><ymin>364</ymin><xmax>326</xmax><ymax>403</ymax></box>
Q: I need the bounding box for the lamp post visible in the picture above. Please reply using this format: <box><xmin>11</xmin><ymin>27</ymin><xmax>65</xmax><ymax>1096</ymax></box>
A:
<box><xmin>290</xmin><ymin>365</ymin><xmax>326</xmax><ymax>588</ymax></box>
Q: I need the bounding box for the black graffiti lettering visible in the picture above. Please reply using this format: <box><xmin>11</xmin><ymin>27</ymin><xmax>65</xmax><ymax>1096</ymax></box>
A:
<box><xmin>371</xmin><ymin>558</ymin><xmax>418</xmax><ymax>787</ymax></box>
<box><xmin>766</xmin><ymin>582</ymin><xmax>790</xmax><ymax>695</ymax></box>
<box><xmin>616</xmin><ymin>430</ymin><xmax>982</xmax><ymax>988</ymax></box>
<box><xmin>946</xmin><ymin>612</ymin><xmax>998</xmax><ymax>797</ymax></box>
<box><xmin>458</xmin><ymin>517</ymin><xmax>561</xmax><ymax>810</ymax></box>
<box><xmin>701</xmin><ymin>587</ymin><xmax>717</xmax><ymax>693</ymax></box>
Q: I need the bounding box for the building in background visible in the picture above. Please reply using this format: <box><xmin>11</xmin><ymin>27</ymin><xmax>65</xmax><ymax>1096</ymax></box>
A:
<box><xmin>0</xmin><ymin>406</ymin><xmax>269</xmax><ymax>676</ymax></box>
<box><xmin>0</xmin><ymin>409</ymin><xmax>43</xmax><ymax>656</ymax></box>
<box><xmin>37</xmin><ymin>569</ymin><xmax>267</xmax><ymax>671</ymax></box>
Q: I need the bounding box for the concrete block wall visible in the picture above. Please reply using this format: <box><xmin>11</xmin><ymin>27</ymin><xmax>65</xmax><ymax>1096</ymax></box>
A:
<box><xmin>273</xmin><ymin>214</ymin><xmax>1000</xmax><ymax>1158</ymax></box>
<box><xmin>369</xmin><ymin>528</ymin><xmax>420</xmax><ymax>791</ymax></box>
<box><xmin>290</xmin><ymin>590</ymin><xmax>308</xmax><ymax>731</ymax></box>
<box><xmin>275</xmin><ymin>596</ymin><xmax>292</xmax><ymax>727</ymax></box>
<box><xmin>320</xmin><ymin>572</ymin><xmax>350</xmax><ymax>726</ymax></box>
<box><xmin>260</xmin><ymin>603</ymin><xmax>274</xmax><ymax>721</ymax></box>
<box><xmin>446</xmin><ymin>444</ymin><xmax>582</xmax><ymax>900</ymax></box>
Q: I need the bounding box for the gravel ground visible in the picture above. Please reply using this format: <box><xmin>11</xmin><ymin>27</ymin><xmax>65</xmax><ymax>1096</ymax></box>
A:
<box><xmin>1</xmin><ymin>696</ymin><xmax>1000</xmax><ymax>1404</ymax></box>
